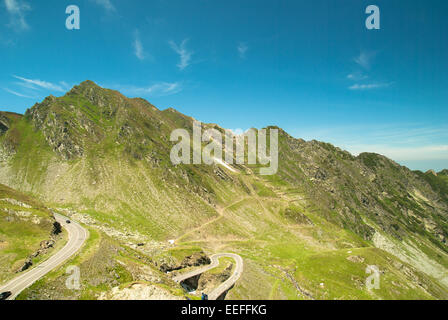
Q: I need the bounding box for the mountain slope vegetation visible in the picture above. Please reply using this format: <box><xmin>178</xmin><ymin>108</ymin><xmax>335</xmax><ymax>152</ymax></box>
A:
<box><xmin>0</xmin><ymin>81</ymin><xmax>447</xmax><ymax>299</ymax></box>
<box><xmin>0</xmin><ymin>183</ymin><xmax>63</xmax><ymax>284</ymax></box>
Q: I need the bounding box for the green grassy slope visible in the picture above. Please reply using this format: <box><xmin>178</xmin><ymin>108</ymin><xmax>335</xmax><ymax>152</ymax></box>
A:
<box><xmin>0</xmin><ymin>183</ymin><xmax>62</xmax><ymax>284</ymax></box>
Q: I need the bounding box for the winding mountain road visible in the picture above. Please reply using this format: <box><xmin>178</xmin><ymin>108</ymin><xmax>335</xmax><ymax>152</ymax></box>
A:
<box><xmin>1</xmin><ymin>213</ymin><xmax>240</xmax><ymax>300</ymax></box>
<box><xmin>173</xmin><ymin>253</ymin><xmax>243</xmax><ymax>300</ymax></box>
<box><xmin>0</xmin><ymin>213</ymin><xmax>88</xmax><ymax>300</ymax></box>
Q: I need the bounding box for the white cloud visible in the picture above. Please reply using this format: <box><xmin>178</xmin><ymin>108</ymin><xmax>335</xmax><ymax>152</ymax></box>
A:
<box><xmin>4</xmin><ymin>0</ymin><xmax>31</xmax><ymax>31</ymax></box>
<box><xmin>14</xmin><ymin>80</ymin><xmax>37</xmax><ymax>90</ymax></box>
<box><xmin>347</xmin><ymin>73</ymin><xmax>368</xmax><ymax>81</ymax></box>
<box><xmin>294</xmin><ymin>123</ymin><xmax>448</xmax><ymax>166</ymax></box>
<box><xmin>3</xmin><ymin>87</ymin><xmax>34</xmax><ymax>98</ymax></box>
<box><xmin>354</xmin><ymin>51</ymin><xmax>375</xmax><ymax>69</ymax></box>
<box><xmin>346</xmin><ymin>144</ymin><xmax>448</xmax><ymax>162</ymax></box>
<box><xmin>91</xmin><ymin>0</ymin><xmax>115</xmax><ymax>11</ymax></box>
<box><xmin>237</xmin><ymin>42</ymin><xmax>248</xmax><ymax>59</ymax></box>
<box><xmin>349</xmin><ymin>82</ymin><xmax>391</xmax><ymax>90</ymax></box>
<box><xmin>169</xmin><ymin>39</ymin><xmax>193</xmax><ymax>70</ymax></box>
<box><xmin>13</xmin><ymin>75</ymin><xmax>68</xmax><ymax>92</ymax></box>
<box><xmin>133</xmin><ymin>32</ymin><xmax>145</xmax><ymax>60</ymax></box>
<box><xmin>143</xmin><ymin>82</ymin><xmax>181</xmax><ymax>96</ymax></box>
<box><xmin>347</xmin><ymin>51</ymin><xmax>392</xmax><ymax>91</ymax></box>
<box><xmin>297</xmin><ymin>124</ymin><xmax>448</xmax><ymax>147</ymax></box>
<box><xmin>118</xmin><ymin>82</ymin><xmax>182</xmax><ymax>97</ymax></box>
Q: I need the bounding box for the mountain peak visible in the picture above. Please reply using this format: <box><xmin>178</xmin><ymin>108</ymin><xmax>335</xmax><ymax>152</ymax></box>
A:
<box><xmin>78</xmin><ymin>80</ymin><xmax>100</xmax><ymax>88</ymax></box>
<box><xmin>67</xmin><ymin>80</ymin><xmax>103</xmax><ymax>96</ymax></box>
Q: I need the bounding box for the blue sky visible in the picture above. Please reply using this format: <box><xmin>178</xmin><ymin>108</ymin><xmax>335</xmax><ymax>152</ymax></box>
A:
<box><xmin>0</xmin><ymin>0</ymin><xmax>447</xmax><ymax>171</ymax></box>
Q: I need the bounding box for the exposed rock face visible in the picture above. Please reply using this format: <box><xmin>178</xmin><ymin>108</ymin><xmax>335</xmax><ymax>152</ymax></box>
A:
<box><xmin>277</xmin><ymin>132</ymin><xmax>448</xmax><ymax>245</ymax></box>
<box><xmin>159</xmin><ymin>252</ymin><xmax>211</xmax><ymax>273</ymax></box>
<box><xmin>31</xmin><ymin>240</ymin><xmax>55</xmax><ymax>258</ymax></box>
<box><xmin>68</xmin><ymin>80</ymin><xmax>123</xmax><ymax>119</ymax></box>
<box><xmin>181</xmin><ymin>252</ymin><xmax>212</xmax><ymax>268</ymax></box>
<box><xmin>1</xmin><ymin>198</ymin><xmax>33</xmax><ymax>208</ymax></box>
<box><xmin>426</xmin><ymin>170</ymin><xmax>437</xmax><ymax>176</ymax></box>
<box><xmin>214</xmin><ymin>166</ymin><xmax>230</xmax><ymax>180</ymax></box>
<box><xmin>347</xmin><ymin>255</ymin><xmax>365</xmax><ymax>263</ymax></box>
<box><xmin>17</xmin><ymin>258</ymin><xmax>33</xmax><ymax>272</ymax></box>
<box><xmin>198</xmin><ymin>263</ymin><xmax>233</xmax><ymax>292</ymax></box>
<box><xmin>0</xmin><ymin>112</ymin><xmax>22</xmax><ymax>157</ymax></box>
<box><xmin>99</xmin><ymin>283</ymin><xmax>183</xmax><ymax>300</ymax></box>
<box><xmin>16</xmin><ymin>239</ymin><xmax>56</xmax><ymax>273</ymax></box>
<box><xmin>40</xmin><ymin>239</ymin><xmax>55</xmax><ymax>250</ymax></box>
<box><xmin>25</xmin><ymin>96</ymin><xmax>85</xmax><ymax>160</ymax></box>
<box><xmin>22</xmin><ymin>81</ymin><xmax>124</xmax><ymax>160</ymax></box>
<box><xmin>0</xmin><ymin>114</ymin><xmax>11</xmax><ymax>135</ymax></box>
<box><xmin>282</xmin><ymin>207</ymin><xmax>313</xmax><ymax>225</ymax></box>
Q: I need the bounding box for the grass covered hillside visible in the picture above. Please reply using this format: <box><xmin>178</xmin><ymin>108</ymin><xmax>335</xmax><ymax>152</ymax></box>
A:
<box><xmin>0</xmin><ymin>81</ymin><xmax>447</xmax><ymax>300</ymax></box>
<box><xmin>0</xmin><ymin>183</ymin><xmax>63</xmax><ymax>284</ymax></box>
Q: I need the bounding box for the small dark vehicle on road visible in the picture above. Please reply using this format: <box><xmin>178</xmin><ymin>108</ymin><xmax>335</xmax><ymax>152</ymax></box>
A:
<box><xmin>66</xmin><ymin>220</ymin><xmax>71</xmax><ymax>224</ymax></box>
<box><xmin>0</xmin><ymin>291</ymin><xmax>12</xmax><ymax>300</ymax></box>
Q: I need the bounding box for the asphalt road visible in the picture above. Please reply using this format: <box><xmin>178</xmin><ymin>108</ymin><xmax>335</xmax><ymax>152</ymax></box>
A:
<box><xmin>173</xmin><ymin>253</ymin><xmax>243</xmax><ymax>300</ymax></box>
<box><xmin>0</xmin><ymin>213</ymin><xmax>88</xmax><ymax>300</ymax></box>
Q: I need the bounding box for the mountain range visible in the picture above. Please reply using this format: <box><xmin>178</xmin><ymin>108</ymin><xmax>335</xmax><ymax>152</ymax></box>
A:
<box><xmin>0</xmin><ymin>80</ymin><xmax>447</xmax><ymax>300</ymax></box>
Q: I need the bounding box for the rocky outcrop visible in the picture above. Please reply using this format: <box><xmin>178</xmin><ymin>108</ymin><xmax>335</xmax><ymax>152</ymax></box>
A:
<box><xmin>25</xmin><ymin>100</ymin><xmax>85</xmax><ymax>160</ymax></box>
<box><xmin>99</xmin><ymin>283</ymin><xmax>183</xmax><ymax>300</ymax></box>
<box><xmin>0</xmin><ymin>114</ymin><xmax>11</xmax><ymax>135</ymax></box>
<box><xmin>159</xmin><ymin>252</ymin><xmax>211</xmax><ymax>273</ymax></box>
<box><xmin>197</xmin><ymin>264</ymin><xmax>233</xmax><ymax>292</ymax></box>
<box><xmin>17</xmin><ymin>258</ymin><xmax>33</xmax><ymax>272</ymax></box>
<box><xmin>347</xmin><ymin>255</ymin><xmax>365</xmax><ymax>263</ymax></box>
<box><xmin>282</xmin><ymin>206</ymin><xmax>314</xmax><ymax>225</ymax></box>
<box><xmin>181</xmin><ymin>252</ymin><xmax>212</xmax><ymax>268</ymax></box>
<box><xmin>16</xmin><ymin>239</ymin><xmax>56</xmax><ymax>273</ymax></box>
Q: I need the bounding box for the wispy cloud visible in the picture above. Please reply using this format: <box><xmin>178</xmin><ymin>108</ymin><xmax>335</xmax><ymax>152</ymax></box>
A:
<box><xmin>303</xmin><ymin>124</ymin><xmax>448</xmax><ymax>147</ymax></box>
<box><xmin>237</xmin><ymin>42</ymin><xmax>248</xmax><ymax>59</ymax></box>
<box><xmin>13</xmin><ymin>75</ymin><xmax>69</xmax><ymax>92</ymax></box>
<box><xmin>347</xmin><ymin>51</ymin><xmax>392</xmax><ymax>91</ymax></box>
<box><xmin>116</xmin><ymin>82</ymin><xmax>182</xmax><ymax>97</ymax></box>
<box><xmin>3</xmin><ymin>87</ymin><xmax>34</xmax><ymax>98</ymax></box>
<box><xmin>133</xmin><ymin>31</ymin><xmax>145</xmax><ymax>60</ymax></box>
<box><xmin>346</xmin><ymin>144</ymin><xmax>448</xmax><ymax>162</ymax></box>
<box><xmin>145</xmin><ymin>82</ymin><xmax>182</xmax><ymax>96</ymax></box>
<box><xmin>349</xmin><ymin>82</ymin><xmax>391</xmax><ymax>90</ymax></box>
<box><xmin>347</xmin><ymin>72</ymin><xmax>368</xmax><ymax>81</ymax></box>
<box><xmin>91</xmin><ymin>0</ymin><xmax>115</xmax><ymax>11</ymax></box>
<box><xmin>4</xmin><ymin>0</ymin><xmax>31</xmax><ymax>31</ymax></box>
<box><xmin>354</xmin><ymin>51</ymin><xmax>375</xmax><ymax>69</ymax></box>
<box><xmin>169</xmin><ymin>39</ymin><xmax>193</xmax><ymax>70</ymax></box>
